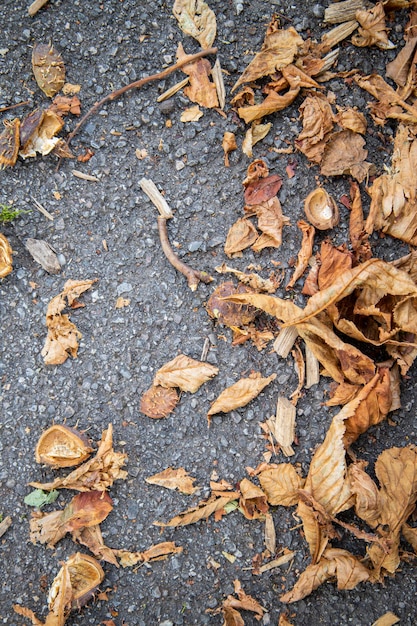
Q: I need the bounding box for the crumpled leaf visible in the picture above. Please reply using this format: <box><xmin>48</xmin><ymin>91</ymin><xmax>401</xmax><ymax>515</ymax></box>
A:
<box><xmin>49</xmin><ymin>94</ymin><xmax>81</xmax><ymax>117</ymax></box>
<box><xmin>354</xmin><ymin>73</ymin><xmax>417</xmax><ymax>125</ymax></box>
<box><xmin>223</xmin><ymin>579</ymin><xmax>265</xmax><ymax>622</ymax></box>
<box><xmin>29</xmin><ymin>424</ymin><xmax>128</xmax><ymax>492</ymax></box>
<box><xmin>0</xmin><ymin>118</ymin><xmax>20</xmax><ymax>169</ymax></box>
<box><xmin>140</xmin><ymin>385</ymin><xmax>179</xmax><ymax>418</ymax></box>
<box><xmin>222</xmin><ymin>131</ymin><xmax>237</xmax><ymax>167</ymax></box>
<box><xmin>386</xmin><ymin>35</ymin><xmax>417</xmax><ymax>88</ymax></box>
<box><xmin>232</xmin><ymin>27</ymin><xmax>303</xmax><ymax>92</ymax></box>
<box><xmin>258</xmin><ymin>464</ymin><xmax>305</xmax><ymax>506</ymax></box>
<box><xmin>320</xmin><ymin>130</ymin><xmax>372</xmax><ymax>183</ymax></box>
<box><xmin>24</xmin><ymin>488</ymin><xmax>59</xmax><ymax>509</ymax></box>
<box><xmin>41</xmin><ymin>279</ymin><xmax>96</xmax><ymax>365</ymax></box>
<box><xmin>207</xmin><ymin>372</ymin><xmax>276</xmax><ymax>419</ymax></box>
<box><xmin>153</xmin><ymin>354</ymin><xmax>218</xmax><ymax>393</ymax></box>
<box><xmin>154</xmin><ymin>492</ymin><xmax>239</xmax><ymax>527</ymax></box>
<box><xmin>180</xmin><ymin>104</ymin><xmax>203</xmax><ymax>122</ymax></box>
<box><xmin>347</xmin><ymin>461</ymin><xmax>381</xmax><ymax>528</ymax></box>
<box><xmin>237</xmin><ymin>87</ymin><xmax>300</xmax><ymax>124</ymax></box>
<box><xmin>32</xmin><ymin>42</ymin><xmax>65</xmax><ymax>98</ymax></box>
<box><xmin>215</xmin><ymin>264</ymin><xmax>278</xmax><ymax>293</ymax></box>
<box><xmin>173</xmin><ymin>0</ymin><xmax>216</xmax><ymax>49</ymax></box>
<box><xmin>348</xmin><ymin>181</ymin><xmax>371</xmax><ymax>261</ymax></box>
<box><xmin>71</xmin><ymin>523</ymin><xmax>119</xmax><ymax>567</ymax></box>
<box><xmin>335</xmin><ymin>107</ymin><xmax>367</xmax><ymax>134</ymax></box>
<box><xmin>286</xmin><ymin>220</ymin><xmax>315</xmax><ymax>289</ymax></box>
<box><xmin>247</xmin><ymin>197</ymin><xmax>289</xmax><ymax>251</ymax></box>
<box><xmin>146</xmin><ymin>467</ymin><xmax>198</xmax><ymax>495</ymax></box>
<box><xmin>0</xmin><ymin>233</ymin><xmax>13</xmax><ymax>278</ymax></box>
<box><xmin>113</xmin><ymin>541</ymin><xmax>183</xmax><ymax>567</ymax></box>
<box><xmin>242</xmin><ymin>122</ymin><xmax>272</xmax><ymax>158</ymax></box>
<box><xmin>177</xmin><ymin>43</ymin><xmax>218</xmax><ymax>108</ymax></box>
<box><xmin>280</xmin><ymin>548</ymin><xmax>370</xmax><ymax>603</ymax></box>
<box><xmin>29</xmin><ymin>491</ymin><xmax>113</xmax><ymax>548</ymax></box>
<box><xmin>371</xmin><ymin>613</ymin><xmax>400</xmax><ymax>626</ymax></box>
<box><xmin>352</xmin><ymin>2</ymin><xmax>393</xmax><ymax>50</ymax></box>
<box><xmin>239</xmin><ymin>478</ymin><xmax>269</xmax><ymax>520</ymax></box>
<box><xmin>368</xmin><ymin>446</ymin><xmax>417</xmax><ymax>577</ymax></box>
<box><xmin>224</xmin><ymin>218</ymin><xmax>259</xmax><ymax>257</ymax></box>
<box><xmin>244</xmin><ymin>174</ymin><xmax>282</xmax><ymax>206</ymax></box>
<box><xmin>296</xmin><ymin>94</ymin><xmax>334</xmax><ymax>163</ymax></box>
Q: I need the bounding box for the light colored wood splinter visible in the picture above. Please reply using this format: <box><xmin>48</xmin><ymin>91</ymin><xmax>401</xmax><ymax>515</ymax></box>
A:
<box><xmin>139</xmin><ymin>178</ymin><xmax>173</xmax><ymax>218</ymax></box>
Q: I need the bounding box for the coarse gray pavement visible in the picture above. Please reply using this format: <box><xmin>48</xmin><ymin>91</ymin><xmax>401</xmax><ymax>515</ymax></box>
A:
<box><xmin>0</xmin><ymin>0</ymin><xmax>416</xmax><ymax>624</ymax></box>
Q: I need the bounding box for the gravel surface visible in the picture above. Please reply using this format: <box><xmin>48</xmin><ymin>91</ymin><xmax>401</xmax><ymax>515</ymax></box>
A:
<box><xmin>1</xmin><ymin>1</ymin><xmax>417</xmax><ymax>624</ymax></box>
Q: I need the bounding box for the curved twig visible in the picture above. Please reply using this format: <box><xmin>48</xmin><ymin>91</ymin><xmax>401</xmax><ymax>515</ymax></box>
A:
<box><xmin>157</xmin><ymin>216</ymin><xmax>213</xmax><ymax>291</ymax></box>
<box><xmin>66</xmin><ymin>47</ymin><xmax>217</xmax><ymax>147</ymax></box>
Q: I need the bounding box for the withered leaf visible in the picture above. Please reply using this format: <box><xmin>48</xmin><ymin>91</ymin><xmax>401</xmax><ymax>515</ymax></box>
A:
<box><xmin>173</xmin><ymin>0</ymin><xmax>216</xmax><ymax>49</ymax></box>
<box><xmin>146</xmin><ymin>467</ymin><xmax>198</xmax><ymax>495</ymax></box>
<box><xmin>49</xmin><ymin>94</ymin><xmax>81</xmax><ymax>116</ymax></box>
<box><xmin>177</xmin><ymin>43</ymin><xmax>218</xmax><ymax>108</ymax></box>
<box><xmin>140</xmin><ymin>385</ymin><xmax>179</xmax><ymax>419</ymax></box>
<box><xmin>206</xmin><ymin>281</ymin><xmax>257</xmax><ymax>328</ymax></box>
<box><xmin>371</xmin><ymin>613</ymin><xmax>400</xmax><ymax>626</ymax></box>
<box><xmin>319</xmin><ymin>130</ymin><xmax>372</xmax><ymax>182</ymax></box>
<box><xmin>0</xmin><ymin>118</ymin><xmax>20</xmax><ymax>169</ymax></box>
<box><xmin>242</xmin><ymin>122</ymin><xmax>272</xmax><ymax>158</ymax></box>
<box><xmin>244</xmin><ymin>174</ymin><xmax>282</xmax><ymax>206</ymax></box>
<box><xmin>153</xmin><ymin>354</ymin><xmax>218</xmax><ymax>393</ymax></box>
<box><xmin>238</xmin><ymin>87</ymin><xmax>300</xmax><ymax>124</ymax></box>
<box><xmin>25</xmin><ymin>238</ymin><xmax>61</xmax><ymax>274</ymax></box>
<box><xmin>354</xmin><ymin>73</ymin><xmax>417</xmax><ymax>125</ymax></box>
<box><xmin>352</xmin><ymin>2</ymin><xmax>393</xmax><ymax>50</ymax></box>
<box><xmin>239</xmin><ymin>478</ymin><xmax>269</xmax><ymax>520</ymax></box>
<box><xmin>347</xmin><ymin>461</ymin><xmax>380</xmax><ymax>528</ymax></box>
<box><xmin>32</xmin><ymin>42</ymin><xmax>65</xmax><ymax>98</ymax></box>
<box><xmin>232</xmin><ymin>27</ymin><xmax>303</xmax><ymax>91</ymax></box>
<box><xmin>0</xmin><ymin>233</ymin><xmax>13</xmax><ymax>278</ymax></box>
<box><xmin>41</xmin><ymin>279</ymin><xmax>96</xmax><ymax>365</ymax></box>
<box><xmin>286</xmin><ymin>220</ymin><xmax>315</xmax><ymax>289</ymax></box>
<box><xmin>386</xmin><ymin>36</ymin><xmax>417</xmax><ymax>87</ymax></box>
<box><xmin>249</xmin><ymin>197</ymin><xmax>289</xmax><ymax>251</ymax></box>
<box><xmin>207</xmin><ymin>372</ymin><xmax>276</xmax><ymax>419</ymax></box>
<box><xmin>296</xmin><ymin>95</ymin><xmax>334</xmax><ymax>163</ymax></box>
<box><xmin>180</xmin><ymin>104</ymin><xmax>203</xmax><ymax>122</ymax></box>
<box><xmin>154</xmin><ymin>492</ymin><xmax>238</xmax><ymax>527</ymax></box>
<box><xmin>113</xmin><ymin>542</ymin><xmax>183</xmax><ymax>567</ymax></box>
<box><xmin>349</xmin><ymin>181</ymin><xmax>371</xmax><ymax>260</ymax></box>
<box><xmin>30</xmin><ymin>491</ymin><xmax>113</xmax><ymax>548</ymax></box>
<box><xmin>224</xmin><ymin>218</ymin><xmax>259</xmax><ymax>257</ymax></box>
<box><xmin>280</xmin><ymin>548</ymin><xmax>370</xmax><ymax>603</ymax></box>
<box><xmin>222</xmin><ymin>131</ymin><xmax>237</xmax><ymax>167</ymax></box>
<box><xmin>29</xmin><ymin>424</ymin><xmax>128</xmax><ymax>492</ymax></box>
<box><xmin>317</xmin><ymin>241</ymin><xmax>353</xmax><ymax>291</ymax></box>
<box><xmin>335</xmin><ymin>107</ymin><xmax>367</xmax><ymax>134</ymax></box>
<box><xmin>72</xmin><ymin>523</ymin><xmax>119</xmax><ymax>567</ymax></box>
<box><xmin>223</xmin><ymin>579</ymin><xmax>265</xmax><ymax>622</ymax></box>
<box><xmin>215</xmin><ymin>264</ymin><xmax>278</xmax><ymax>293</ymax></box>
<box><xmin>258</xmin><ymin>464</ymin><xmax>305</xmax><ymax>506</ymax></box>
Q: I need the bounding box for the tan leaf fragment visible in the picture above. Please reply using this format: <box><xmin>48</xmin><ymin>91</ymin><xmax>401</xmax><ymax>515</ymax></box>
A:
<box><xmin>71</xmin><ymin>523</ymin><xmax>119</xmax><ymax>567</ymax></box>
<box><xmin>177</xmin><ymin>43</ymin><xmax>218</xmax><ymax>108</ymax></box>
<box><xmin>173</xmin><ymin>0</ymin><xmax>216</xmax><ymax>49</ymax></box>
<box><xmin>222</xmin><ymin>131</ymin><xmax>237</xmax><ymax>167</ymax></box>
<box><xmin>41</xmin><ymin>279</ymin><xmax>96</xmax><ymax>365</ymax></box>
<box><xmin>386</xmin><ymin>36</ymin><xmax>417</xmax><ymax>88</ymax></box>
<box><xmin>242</xmin><ymin>122</ymin><xmax>272</xmax><ymax>158</ymax></box>
<box><xmin>352</xmin><ymin>2</ymin><xmax>393</xmax><ymax>50</ymax></box>
<box><xmin>154</xmin><ymin>492</ymin><xmax>239</xmax><ymax>527</ymax></box>
<box><xmin>347</xmin><ymin>461</ymin><xmax>381</xmax><ymax>528</ymax></box>
<box><xmin>207</xmin><ymin>373</ymin><xmax>276</xmax><ymax>419</ymax></box>
<box><xmin>232</xmin><ymin>27</ymin><xmax>303</xmax><ymax>91</ymax></box>
<box><xmin>280</xmin><ymin>548</ymin><xmax>370</xmax><ymax>603</ymax></box>
<box><xmin>113</xmin><ymin>542</ymin><xmax>183</xmax><ymax>567</ymax></box>
<box><xmin>29</xmin><ymin>491</ymin><xmax>113</xmax><ymax>548</ymax></box>
<box><xmin>264</xmin><ymin>512</ymin><xmax>276</xmax><ymax>553</ymax></box>
<box><xmin>0</xmin><ymin>233</ymin><xmax>13</xmax><ymax>278</ymax></box>
<box><xmin>259</xmin><ymin>464</ymin><xmax>304</xmax><ymax>506</ymax></box>
<box><xmin>402</xmin><ymin>523</ymin><xmax>417</xmax><ymax>553</ymax></box>
<box><xmin>239</xmin><ymin>478</ymin><xmax>269</xmax><ymax>520</ymax></box>
<box><xmin>29</xmin><ymin>424</ymin><xmax>128</xmax><ymax>492</ymax></box>
<box><xmin>238</xmin><ymin>88</ymin><xmax>300</xmax><ymax>124</ymax></box>
<box><xmin>259</xmin><ymin>551</ymin><xmax>295</xmax><ymax>574</ymax></box>
<box><xmin>296</xmin><ymin>94</ymin><xmax>334</xmax><ymax>163</ymax></box>
<box><xmin>115</xmin><ymin>296</ymin><xmax>130</xmax><ymax>308</ymax></box>
<box><xmin>223</xmin><ymin>579</ymin><xmax>266</xmax><ymax>622</ymax></box>
<box><xmin>248</xmin><ymin>197</ymin><xmax>289</xmax><ymax>251</ymax></box>
<box><xmin>371</xmin><ymin>613</ymin><xmax>401</xmax><ymax>626</ymax></box>
<box><xmin>224</xmin><ymin>218</ymin><xmax>259</xmax><ymax>257</ymax></box>
<box><xmin>180</xmin><ymin>104</ymin><xmax>203</xmax><ymax>122</ymax></box>
<box><xmin>354</xmin><ymin>73</ymin><xmax>417</xmax><ymax>125</ymax></box>
<box><xmin>335</xmin><ymin>107</ymin><xmax>367</xmax><ymax>134</ymax></box>
<box><xmin>215</xmin><ymin>264</ymin><xmax>277</xmax><ymax>293</ymax></box>
<box><xmin>153</xmin><ymin>353</ymin><xmax>218</xmax><ymax>393</ymax></box>
<box><xmin>265</xmin><ymin>396</ymin><xmax>296</xmax><ymax>456</ymax></box>
<box><xmin>140</xmin><ymin>385</ymin><xmax>179</xmax><ymax>419</ymax></box>
<box><xmin>286</xmin><ymin>220</ymin><xmax>315</xmax><ymax>290</ymax></box>
<box><xmin>146</xmin><ymin>467</ymin><xmax>198</xmax><ymax>495</ymax></box>
<box><xmin>368</xmin><ymin>446</ymin><xmax>417</xmax><ymax>577</ymax></box>
<box><xmin>319</xmin><ymin>130</ymin><xmax>372</xmax><ymax>183</ymax></box>
<box><xmin>349</xmin><ymin>181</ymin><xmax>371</xmax><ymax>260</ymax></box>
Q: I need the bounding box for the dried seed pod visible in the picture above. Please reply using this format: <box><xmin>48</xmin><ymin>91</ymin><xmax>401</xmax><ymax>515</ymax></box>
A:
<box><xmin>140</xmin><ymin>385</ymin><xmax>179</xmax><ymax>419</ymax></box>
<box><xmin>0</xmin><ymin>234</ymin><xmax>13</xmax><ymax>278</ymax></box>
<box><xmin>19</xmin><ymin>109</ymin><xmax>64</xmax><ymax>159</ymax></box>
<box><xmin>48</xmin><ymin>553</ymin><xmax>105</xmax><ymax>611</ymax></box>
<box><xmin>206</xmin><ymin>281</ymin><xmax>257</xmax><ymax>328</ymax></box>
<box><xmin>0</xmin><ymin>118</ymin><xmax>20</xmax><ymax>169</ymax></box>
<box><xmin>304</xmin><ymin>187</ymin><xmax>339</xmax><ymax>230</ymax></box>
<box><xmin>32</xmin><ymin>42</ymin><xmax>65</xmax><ymax>98</ymax></box>
<box><xmin>35</xmin><ymin>424</ymin><xmax>93</xmax><ymax>468</ymax></box>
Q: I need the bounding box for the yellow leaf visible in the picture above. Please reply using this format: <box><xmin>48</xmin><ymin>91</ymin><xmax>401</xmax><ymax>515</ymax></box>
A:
<box><xmin>207</xmin><ymin>373</ymin><xmax>276</xmax><ymax>419</ymax></box>
<box><xmin>145</xmin><ymin>467</ymin><xmax>198</xmax><ymax>495</ymax></box>
<box><xmin>153</xmin><ymin>354</ymin><xmax>218</xmax><ymax>393</ymax></box>
<box><xmin>258</xmin><ymin>464</ymin><xmax>305</xmax><ymax>506</ymax></box>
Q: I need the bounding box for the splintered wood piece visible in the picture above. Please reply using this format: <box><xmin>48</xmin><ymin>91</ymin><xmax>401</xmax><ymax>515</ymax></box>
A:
<box><xmin>324</xmin><ymin>0</ymin><xmax>371</xmax><ymax>24</ymax></box>
<box><xmin>273</xmin><ymin>326</ymin><xmax>299</xmax><ymax>358</ymax></box>
<box><xmin>140</xmin><ymin>178</ymin><xmax>173</xmax><ymax>218</ymax></box>
<box><xmin>212</xmin><ymin>58</ymin><xmax>225</xmax><ymax>109</ymax></box>
<box><xmin>0</xmin><ymin>516</ymin><xmax>12</xmax><ymax>538</ymax></box>
<box><xmin>305</xmin><ymin>344</ymin><xmax>320</xmax><ymax>389</ymax></box>
<box><xmin>266</xmin><ymin>396</ymin><xmax>296</xmax><ymax>456</ymax></box>
<box><xmin>28</xmin><ymin>0</ymin><xmax>50</xmax><ymax>16</ymax></box>
<box><xmin>25</xmin><ymin>238</ymin><xmax>61</xmax><ymax>274</ymax></box>
<box><xmin>157</xmin><ymin>77</ymin><xmax>190</xmax><ymax>102</ymax></box>
<box><xmin>321</xmin><ymin>21</ymin><xmax>359</xmax><ymax>48</ymax></box>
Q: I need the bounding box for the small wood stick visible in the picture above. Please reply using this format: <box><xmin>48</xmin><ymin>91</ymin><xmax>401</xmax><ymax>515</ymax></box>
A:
<box><xmin>28</xmin><ymin>0</ymin><xmax>50</xmax><ymax>16</ymax></box>
<box><xmin>0</xmin><ymin>516</ymin><xmax>12</xmax><ymax>538</ymax></box>
<box><xmin>140</xmin><ymin>178</ymin><xmax>173</xmax><ymax>218</ymax></box>
<box><xmin>157</xmin><ymin>216</ymin><xmax>213</xmax><ymax>291</ymax></box>
<box><xmin>0</xmin><ymin>101</ymin><xmax>30</xmax><ymax>113</ymax></box>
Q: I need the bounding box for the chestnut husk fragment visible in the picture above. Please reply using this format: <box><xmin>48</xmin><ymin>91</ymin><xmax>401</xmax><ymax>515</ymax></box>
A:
<box><xmin>48</xmin><ymin>552</ymin><xmax>105</xmax><ymax>611</ymax></box>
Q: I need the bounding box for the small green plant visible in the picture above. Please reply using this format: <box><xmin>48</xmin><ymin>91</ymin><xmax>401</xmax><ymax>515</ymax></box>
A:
<box><xmin>0</xmin><ymin>204</ymin><xmax>31</xmax><ymax>223</ymax></box>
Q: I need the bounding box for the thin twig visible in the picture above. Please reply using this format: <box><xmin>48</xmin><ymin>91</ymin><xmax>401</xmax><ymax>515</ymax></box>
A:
<box><xmin>65</xmin><ymin>47</ymin><xmax>217</xmax><ymax>147</ymax></box>
<box><xmin>157</xmin><ymin>216</ymin><xmax>213</xmax><ymax>291</ymax></box>
<box><xmin>0</xmin><ymin>101</ymin><xmax>30</xmax><ymax>113</ymax></box>
<box><xmin>0</xmin><ymin>516</ymin><xmax>12</xmax><ymax>538</ymax></box>
<box><xmin>31</xmin><ymin>197</ymin><xmax>54</xmax><ymax>221</ymax></box>
<box><xmin>28</xmin><ymin>0</ymin><xmax>50</xmax><ymax>16</ymax></box>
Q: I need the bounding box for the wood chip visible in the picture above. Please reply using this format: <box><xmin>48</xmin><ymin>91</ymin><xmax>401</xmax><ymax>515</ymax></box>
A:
<box><xmin>266</xmin><ymin>396</ymin><xmax>296</xmax><ymax>456</ymax></box>
<box><xmin>157</xmin><ymin>77</ymin><xmax>190</xmax><ymax>102</ymax></box>
<box><xmin>72</xmin><ymin>170</ymin><xmax>100</xmax><ymax>182</ymax></box>
<box><xmin>25</xmin><ymin>238</ymin><xmax>61</xmax><ymax>274</ymax></box>
<box><xmin>273</xmin><ymin>326</ymin><xmax>299</xmax><ymax>358</ymax></box>
<box><xmin>28</xmin><ymin>0</ymin><xmax>49</xmax><ymax>16</ymax></box>
<box><xmin>31</xmin><ymin>197</ymin><xmax>54</xmax><ymax>221</ymax></box>
<box><xmin>212</xmin><ymin>58</ymin><xmax>225</xmax><ymax>109</ymax></box>
<box><xmin>305</xmin><ymin>344</ymin><xmax>320</xmax><ymax>388</ymax></box>
<box><xmin>0</xmin><ymin>516</ymin><xmax>12</xmax><ymax>538</ymax></box>
<box><xmin>258</xmin><ymin>551</ymin><xmax>295</xmax><ymax>574</ymax></box>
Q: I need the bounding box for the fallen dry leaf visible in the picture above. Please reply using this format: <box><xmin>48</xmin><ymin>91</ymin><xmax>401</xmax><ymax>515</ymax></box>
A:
<box><xmin>146</xmin><ymin>467</ymin><xmax>198</xmax><ymax>495</ymax></box>
<box><xmin>258</xmin><ymin>464</ymin><xmax>305</xmax><ymax>506</ymax></box>
<box><xmin>29</xmin><ymin>424</ymin><xmax>128</xmax><ymax>492</ymax></box>
<box><xmin>237</xmin><ymin>87</ymin><xmax>300</xmax><ymax>124</ymax></box>
<box><xmin>286</xmin><ymin>220</ymin><xmax>315</xmax><ymax>289</ymax></box>
<box><xmin>177</xmin><ymin>43</ymin><xmax>218</xmax><ymax>108</ymax></box>
<box><xmin>207</xmin><ymin>372</ymin><xmax>276</xmax><ymax>419</ymax></box>
<box><xmin>113</xmin><ymin>541</ymin><xmax>183</xmax><ymax>567</ymax></box>
<box><xmin>180</xmin><ymin>104</ymin><xmax>203</xmax><ymax>122</ymax></box>
<box><xmin>0</xmin><ymin>233</ymin><xmax>13</xmax><ymax>278</ymax></box>
<box><xmin>347</xmin><ymin>461</ymin><xmax>381</xmax><ymax>529</ymax></box>
<box><xmin>154</xmin><ymin>492</ymin><xmax>238</xmax><ymax>527</ymax></box>
<box><xmin>242</xmin><ymin>122</ymin><xmax>272</xmax><ymax>158</ymax></box>
<box><xmin>239</xmin><ymin>478</ymin><xmax>269</xmax><ymax>520</ymax></box>
<box><xmin>296</xmin><ymin>94</ymin><xmax>334</xmax><ymax>163</ymax></box>
<box><xmin>371</xmin><ymin>613</ymin><xmax>400</xmax><ymax>626</ymax></box>
<box><xmin>140</xmin><ymin>385</ymin><xmax>179</xmax><ymax>419</ymax></box>
<box><xmin>352</xmin><ymin>2</ymin><xmax>393</xmax><ymax>50</ymax></box>
<box><xmin>223</xmin><ymin>579</ymin><xmax>265</xmax><ymax>622</ymax></box>
<box><xmin>215</xmin><ymin>264</ymin><xmax>278</xmax><ymax>293</ymax></box>
<box><xmin>115</xmin><ymin>296</ymin><xmax>130</xmax><ymax>308</ymax></box>
<box><xmin>153</xmin><ymin>353</ymin><xmax>218</xmax><ymax>393</ymax></box>
<box><xmin>173</xmin><ymin>0</ymin><xmax>216</xmax><ymax>49</ymax></box>
<box><xmin>49</xmin><ymin>95</ymin><xmax>81</xmax><ymax>117</ymax></box>
<box><xmin>335</xmin><ymin>106</ymin><xmax>367</xmax><ymax>134</ymax></box>
<box><xmin>319</xmin><ymin>130</ymin><xmax>372</xmax><ymax>182</ymax></box>
<box><xmin>32</xmin><ymin>42</ymin><xmax>65</xmax><ymax>98</ymax></box>
<box><xmin>386</xmin><ymin>35</ymin><xmax>417</xmax><ymax>88</ymax></box>
<box><xmin>222</xmin><ymin>131</ymin><xmax>237</xmax><ymax>167</ymax></box>
<box><xmin>244</xmin><ymin>174</ymin><xmax>282</xmax><ymax>206</ymax></box>
<box><xmin>41</xmin><ymin>279</ymin><xmax>96</xmax><ymax>365</ymax></box>
<box><xmin>224</xmin><ymin>218</ymin><xmax>259</xmax><ymax>257</ymax></box>
<box><xmin>248</xmin><ymin>197</ymin><xmax>289</xmax><ymax>251</ymax></box>
<box><xmin>354</xmin><ymin>73</ymin><xmax>417</xmax><ymax>126</ymax></box>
